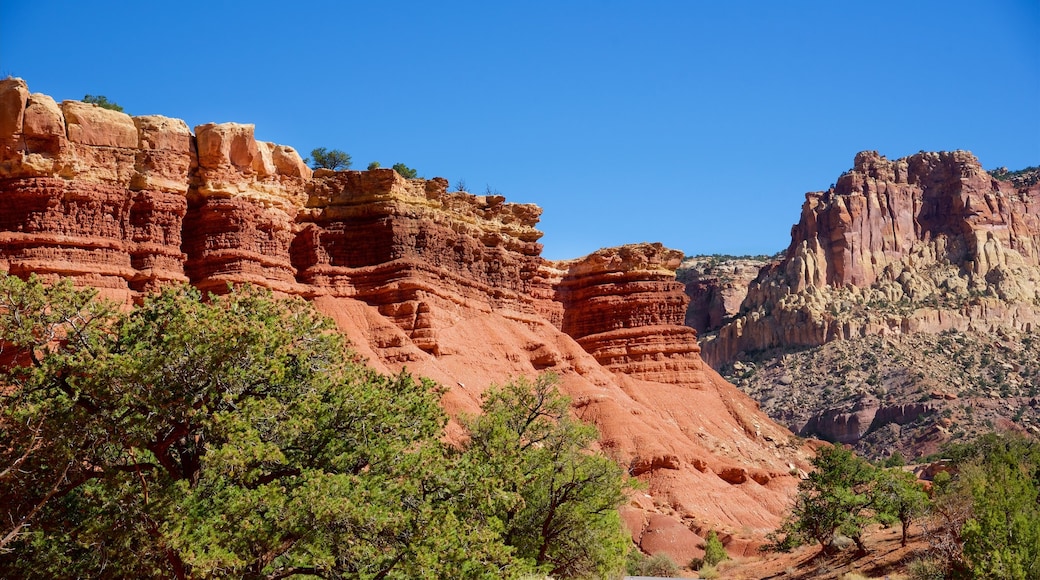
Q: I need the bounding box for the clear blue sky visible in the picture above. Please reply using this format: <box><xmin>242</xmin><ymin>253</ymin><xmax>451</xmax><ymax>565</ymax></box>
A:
<box><xmin>3</xmin><ymin>1</ymin><xmax>1037</xmax><ymax>260</ymax></box>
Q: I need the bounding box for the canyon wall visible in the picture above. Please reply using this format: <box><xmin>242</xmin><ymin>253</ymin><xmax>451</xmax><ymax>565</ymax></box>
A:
<box><xmin>701</xmin><ymin>150</ymin><xmax>1040</xmax><ymax>367</ymax></box>
<box><xmin>0</xmin><ymin>79</ymin><xmax>812</xmax><ymax>562</ymax></box>
<box><xmin>678</xmin><ymin>256</ymin><xmax>768</xmax><ymax>334</ymax></box>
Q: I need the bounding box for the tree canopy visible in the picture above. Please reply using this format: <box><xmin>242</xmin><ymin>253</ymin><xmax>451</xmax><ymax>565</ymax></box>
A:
<box><xmin>391</xmin><ymin>163</ymin><xmax>418</xmax><ymax>179</ymax></box>
<box><xmin>460</xmin><ymin>374</ymin><xmax>630</xmax><ymax>578</ymax></box>
<box><xmin>939</xmin><ymin>433</ymin><xmax>1040</xmax><ymax>579</ymax></box>
<box><xmin>309</xmin><ymin>147</ymin><xmax>352</xmax><ymax>170</ymax></box>
<box><xmin>0</xmin><ymin>274</ymin><xmax>630</xmax><ymax>578</ymax></box>
<box><xmin>768</xmin><ymin>444</ymin><xmax>928</xmax><ymax>556</ymax></box>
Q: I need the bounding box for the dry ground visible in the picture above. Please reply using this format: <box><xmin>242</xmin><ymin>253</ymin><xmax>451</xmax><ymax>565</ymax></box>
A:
<box><xmin>679</xmin><ymin>523</ymin><xmax>930</xmax><ymax>579</ymax></box>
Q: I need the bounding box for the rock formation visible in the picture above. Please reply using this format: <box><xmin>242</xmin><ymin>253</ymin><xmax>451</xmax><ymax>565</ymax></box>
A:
<box><xmin>0</xmin><ymin>78</ymin><xmax>812</xmax><ymax>563</ymax></box>
<box><xmin>557</xmin><ymin>244</ymin><xmax>703</xmax><ymax>383</ymax></box>
<box><xmin>702</xmin><ymin>150</ymin><xmax>1040</xmax><ymax>368</ymax></box>
<box><xmin>678</xmin><ymin>255</ymin><xmax>770</xmax><ymax>334</ymax></box>
<box><xmin>694</xmin><ymin>150</ymin><xmax>1040</xmax><ymax>458</ymax></box>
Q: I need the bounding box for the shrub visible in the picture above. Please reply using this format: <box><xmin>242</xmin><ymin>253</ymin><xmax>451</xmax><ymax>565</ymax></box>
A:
<box><xmin>907</xmin><ymin>557</ymin><xmax>946</xmax><ymax>580</ymax></box>
<box><xmin>82</xmin><ymin>94</ymin><xmax>123</xmax><ymax>112</ymax></box>
<box><xmin>703</xmin><ymin>530</ymin><xmax>729</xmax><ymax>567</ymax></box>
<box><xmin>630</xmin><ymin>553</ymin><xmax>679</xmax><ymax>577</ymax></box>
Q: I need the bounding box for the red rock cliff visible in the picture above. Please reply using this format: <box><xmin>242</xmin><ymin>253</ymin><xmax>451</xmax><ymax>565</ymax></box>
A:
<box><xmin>702</xmin><ymin>150</ymin><xmax>1040</xmax><ymax>367</ymax></box>
<box><xmin>0</xmin><ymin>79</ymin><xmax>811</xmax><ymax>560</ymax></box>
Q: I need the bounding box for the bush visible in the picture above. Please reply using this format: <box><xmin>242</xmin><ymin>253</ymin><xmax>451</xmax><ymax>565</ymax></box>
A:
<box><xmin>703</xmin><ymin>530</ymin><xmax>729</xmax><ymax>567</ymax></box>
<box><xmin>698</xmin><ymin>564</ymin><xmax>720</xmax><ymax>579</ymax></box>
<box><xmin>367</xmin><ymin>161</ymin><xmax>380</xmax><ymax>170</ymax></box>
<box><xmin>629</xmin><ymin>552</ymin><xmax>679</xmax><ymax>577</ymax></box>
<box><xmin>907</xmin><ymin>557</ymin><xmax>946</xmax><ymax>580</ymax></box>
<box><xmin>82</xmin><ymin>94</ymin><xmax>123</xmax><ymax>112</ymax></box>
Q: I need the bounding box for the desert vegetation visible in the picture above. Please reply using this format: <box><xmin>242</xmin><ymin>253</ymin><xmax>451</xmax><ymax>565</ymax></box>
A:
<box><xmin>82</xmin><ymin>94</ymin><xmax>124</xmax><ymax>112</ymax></box>
<box><xmin>308</xmin><ymin>147</ymin><xmax>352</xmax><ymax>170</ymax></box>
<box><xmin>723</xmin><ymin>328</ymin><xmax>1040</xmax><ymax>461</ymax></box>
<box><xmin>767</xmin><ymin>434</ymin><xmax>1040</xmax><ymax>580</ymax></box>
<box><xmin>0</xmin><ymin>274</ymin><xmax>630</xmax><ymax>579</ymax></box>
<box><xmin>391</xmin><ymin>162</ymin><xmax>418</xmax><ymax>178</ymax></box>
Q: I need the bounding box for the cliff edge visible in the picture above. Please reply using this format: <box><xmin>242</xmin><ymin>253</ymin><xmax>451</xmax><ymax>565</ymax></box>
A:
<box><xmin>0</xmin><ymin>78</ymin><xmax>812</xmax><ymax>562</ymax></box>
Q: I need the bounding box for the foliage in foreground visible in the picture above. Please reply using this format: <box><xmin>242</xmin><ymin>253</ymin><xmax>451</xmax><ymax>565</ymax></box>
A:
<box><xmin>460</xmin><ymin>373</ymin><xmax>631</xmax><ymax>578</ymax></box>
<box><xmin>769</xmin><ymin>433</ymin><xmax>1040</xmax><ymax>579</ymax></box>
<box><xmin>0</xmin><ymin>274</ymin><xmax>628</xmax><ymax>578</ymax></box>
<box><xmin>925</xmin><ymin>433</ymin><xmax>1040</xmax><ymax>579</ymax></box>
<box><xmin>767</xmin><ymin>443</ymin><xmax>927</xmax><ymax>556</ymax></box>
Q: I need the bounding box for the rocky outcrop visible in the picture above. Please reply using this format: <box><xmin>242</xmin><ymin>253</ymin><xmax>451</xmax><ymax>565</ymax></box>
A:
<box><xmin>800</xmin><ymin>396</ymin><xmax>939</xmax><ymax>444</ymax></box>
<box><xmin>0</xmin><ymin>79</ymin><xmax>193</xmax><ymax>296</ymax></box>
<box><xmin>557</xmin><ymin>244</ymin><xmax>703</xmax><ymax>383</ymax></box>
<box><xmin>0</xmin><ymin>79</ymin><xmax>813</xmax><ymax>560</ymax></box>
<box><xmin>292</xmin><ymin>169</ymin><xmax>560</xmax><ymax>353</ymax></box>
<box><xmin>702</xmin><ymin>150</ymin><xmax>1040</xmax><ymax>367</ymax></box>
<box><xmin>678</xmin><ymin>256</ymin><xmax>770</xmax><ymax>333</ymax></box>
<box><xmin>185</xmin><ymin>122</ymin><xmax>311</xmax><ymax>295</ymax></box>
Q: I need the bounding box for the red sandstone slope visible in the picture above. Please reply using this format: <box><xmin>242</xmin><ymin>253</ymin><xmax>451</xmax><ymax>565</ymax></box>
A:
<box><xmin>0</xmin><ymin>78</ymin><xmax>811</xmax><ymax>560</ymax></box>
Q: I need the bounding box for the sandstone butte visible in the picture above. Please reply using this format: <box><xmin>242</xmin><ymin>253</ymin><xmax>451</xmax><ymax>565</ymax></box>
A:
<box><xmin>701</xmin><ymin>149</ymin><xmax>1040</xmax><ymax>368</ymax></box>
<box><xmin>0</xmin><ymin>78</ymin><xmax>813</xmax><ymax>563</ymax></box>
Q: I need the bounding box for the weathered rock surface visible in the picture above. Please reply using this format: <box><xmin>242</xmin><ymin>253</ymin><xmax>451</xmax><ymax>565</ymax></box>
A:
<box><xmin>678</xmin><ymin>256</ymin><xmax>770</xmax><ymax>333</ymax></box>
<box><xmin>557</xmin><ymin>244</ymin><xmax>703</xmax><ymax>383</ymax></box>
<box><xmin>702</xmin><ymin>150</ymin><xmax>1040</xmax><ymax>367</ymax></box>
<box><xmin>723</xmin><ymin>329</ymin><xmax>1040</xmax><ymax>461</ymax></box>
<box><xmin>0</xmin><ymin>79</ymin><xmax>812</xmax><ymax>562</ymax></box>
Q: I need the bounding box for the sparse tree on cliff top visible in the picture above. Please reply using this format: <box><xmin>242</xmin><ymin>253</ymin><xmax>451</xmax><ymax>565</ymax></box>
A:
<box><xmin>308</xmin><ymin>147</ymin><xmax>352</xmax><ymax>170</ymax></box>
<box><xmin>392</xmin><ymin>162</ymin><xmax>418</xmax><ymax>178</ymax></box>
<box><xmin>82</xmin><ymin>94</ymin><xmax>124</xmax><ymax>112</ymax></box>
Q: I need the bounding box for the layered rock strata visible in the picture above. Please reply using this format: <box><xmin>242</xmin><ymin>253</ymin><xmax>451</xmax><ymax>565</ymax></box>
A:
<box><xmin>702</xmin><ymin>150</ymin><xmax>1040</xmax><ymax>367</ymax></box>
<box><xmin>0</xmin><ymin>79</ymin><xmax>813</xmax><ymax>562</ymax></box>
<box><xmin>557</xmin><ymin>244</ymin><xmax>703</xmax><ymax>383</ymax></box>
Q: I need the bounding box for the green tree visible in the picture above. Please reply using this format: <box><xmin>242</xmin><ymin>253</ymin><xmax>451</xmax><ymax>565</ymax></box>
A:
<box><xmin>883</xmin><ymin>450</ymin><xmax>906</xmax><ymax>468</ymax></box>
<box><xmin>367</xmin><ymin>161</ymin><xmax>381</xmax><ymax>170</ymax></box>
<box><xmin>874</xmin><ymin>468</ymin><xmax>929</xmax><ymax>547</ymax></box>
<box><xmin>392</xmin><ymin>162</ymin><xmax>418</xmax><ymax>178</ymax></box>
<box><xmin>773</xmin><ymin>444</ymin><xmax>879</xmax><ymax>555</ymax></box>
<box><xmin>309</xmin><ymin>147</ymin><xmax>352</xmax><ymax>170</ymax></box>
<box><xmin>0</xmin><ymin>274</ymin><xmax>118</xmax><ymax>553</ymax></box>
<box><xmin>0</xmin><ymin>275</ymin><xmax>635</xmax><ymax>579</ymax></box>
<box><xmin>460</xmin><ymin>374</ymin><xmax>630</xmax><ymax>578</ymax></box>
<box><xmin>949</xmin><ymin>434</ymin><xmax>1040</xmax><ymax>580</ymax></box>
<box><xmin>0</xmin><ymin>276</ymin><xmax>518</xmax><ymax>578</ymax></box>
<box><xmin>82</xmin><ymin>94</ymin><xmax>124</xmax><ymax>112</ymax></box>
